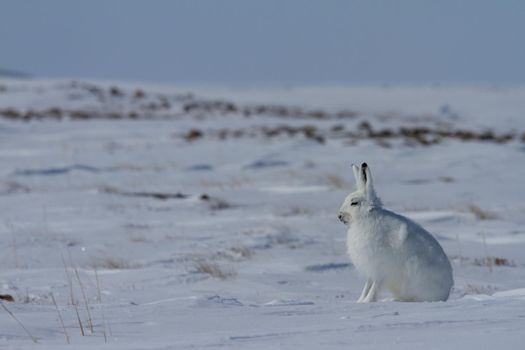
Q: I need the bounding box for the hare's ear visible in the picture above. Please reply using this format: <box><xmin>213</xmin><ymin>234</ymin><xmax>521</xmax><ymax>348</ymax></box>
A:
<box><xmin>361</xmin><ymin>162</ymin><xmax>382</xmax><ymax>206</ymax></box>
<box><xmin>360</xmin><ymin>162</ymin><xmax>374</xmax><ymax>193</ymax></box>
<box><xmin>352</xmin><ymin>163</ymin><xmax>360</xmax><ymax>182</ymax></box>
<box><xmin>352</xmin><ymin>163</ymin><xmax>364</xmax><ymax>190</ymax></box>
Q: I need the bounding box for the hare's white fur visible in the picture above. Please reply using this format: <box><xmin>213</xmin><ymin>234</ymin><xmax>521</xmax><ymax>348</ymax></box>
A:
<box><xmin>338</xmin><ymin>163</ymin><xmax>453</xmax><ymax>302</ymax></box>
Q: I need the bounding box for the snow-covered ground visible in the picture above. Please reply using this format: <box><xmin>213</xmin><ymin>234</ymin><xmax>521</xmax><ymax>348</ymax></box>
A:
<box><xmin>1</xmin><ymin>80</ymin><xmax>525</xmax><ymax>349</ymax></box>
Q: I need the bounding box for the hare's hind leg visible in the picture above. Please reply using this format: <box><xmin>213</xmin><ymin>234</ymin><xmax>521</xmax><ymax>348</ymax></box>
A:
<box><xmin>357</xmin><ymin>279</ymin><xmax>372</xmax><ymax>303</ymax></box>
<box><xmin>361</xmin><ymin>280</ymin><xmax>382</xmax><ymax>303</ymax></box>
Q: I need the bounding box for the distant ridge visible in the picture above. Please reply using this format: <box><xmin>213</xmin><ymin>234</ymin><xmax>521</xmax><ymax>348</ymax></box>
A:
<box><xmin>0</xmin><ymin>67</ymin><xmax>32</xmax><ymax>78</ymax></box>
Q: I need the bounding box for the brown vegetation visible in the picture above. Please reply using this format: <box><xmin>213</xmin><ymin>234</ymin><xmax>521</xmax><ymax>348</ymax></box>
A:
<box><xmin>194</xmin><ymin>261</ymin><xmax>237</xmax><ymax>280</ymax></box>
<box><xmin>468</xmin><ymin>205</ymin><xmax>498</xmax><ymax>220</ymax></box>
<box><xmin>474</xmin><ymin>256</ymin><xmax>516</xmax><ymax>267</ymax></box>
<box><xmin>0</xmin><ymin>294</ymin><xmax>15</xmax><ymax>302</ymax></box>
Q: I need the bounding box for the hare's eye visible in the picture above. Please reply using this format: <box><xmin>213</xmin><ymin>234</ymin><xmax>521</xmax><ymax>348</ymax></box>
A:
<box><xmin>351</xmin><ymin>201</ymin><xmax>359</xmax><ymax>206</ymax></box>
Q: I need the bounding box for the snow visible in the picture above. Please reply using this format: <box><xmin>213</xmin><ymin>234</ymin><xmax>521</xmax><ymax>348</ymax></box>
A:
<box><xmin>0</xmin><ymin>79</ymin><xmax>525</xmax><ymax>348</ymax></box>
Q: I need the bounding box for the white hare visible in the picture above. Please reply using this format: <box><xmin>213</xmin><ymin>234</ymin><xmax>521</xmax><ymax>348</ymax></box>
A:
<box><xmin>338</xmin><ymin>163</ymin><xmax>453</xmax><ymax>302</ymax></box>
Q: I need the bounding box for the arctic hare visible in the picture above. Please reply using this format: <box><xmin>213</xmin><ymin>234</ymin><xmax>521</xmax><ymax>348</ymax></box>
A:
<box><xmin>338</xmin><ymin>163</ymin><xmax>453</xmax><ymax>302</ymax></box>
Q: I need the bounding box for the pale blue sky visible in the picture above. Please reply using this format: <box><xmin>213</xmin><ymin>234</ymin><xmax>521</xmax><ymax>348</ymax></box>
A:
<box><xmin>1</xmin><ymin>0</ymin><xmax>524</xmax><ymax>83</ymax></box>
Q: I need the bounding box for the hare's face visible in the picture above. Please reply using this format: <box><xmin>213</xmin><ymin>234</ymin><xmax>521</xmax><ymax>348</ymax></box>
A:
<box><xmin>338</xmin><ymin>163</ymin><xmax>382</xmax><ymax>225</ymax></box>
<box><xmin>338</xmin><ymin>191</ymin><xmax>367</xmax><ymax>225</ymax></box>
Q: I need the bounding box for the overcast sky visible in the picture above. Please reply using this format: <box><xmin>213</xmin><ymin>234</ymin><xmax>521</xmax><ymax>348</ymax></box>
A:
<box><xmin>1</xmin><ymin>0</ymin><xmax>524</xmax><ymax>84</ymax></box>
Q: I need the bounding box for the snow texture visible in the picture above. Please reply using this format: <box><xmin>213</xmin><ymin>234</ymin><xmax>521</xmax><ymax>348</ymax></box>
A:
<box><xmin>0</xmin><ymin>80</ymin><xmax>525</xmax><ymax>349</ymax></box>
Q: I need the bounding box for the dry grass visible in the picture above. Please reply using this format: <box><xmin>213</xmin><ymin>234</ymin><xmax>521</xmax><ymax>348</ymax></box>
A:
<box><xmin>324</xmin><ymin>174</ymin><xmax>348</xmax><ymax>189</ymax></box>
<box><xmin>50</xmin><ymin>292</ymin><xmax>70</xmax><ymax>344</ymax></box>
<box><xmin>72</xmin><ymin>265</ymin><xmax>94</xmax><ymax>334</ymax></box>
<box><xmin>464</xmin><ymin>284</ymin><xmax>498</xmax><ymax>295</ymax></box>
<box><xmin>184</xmin><ymin>129</ymin><xmax>203</xmax><ymax>141</ymax></box>
<box><xmin>468</xmin><ymin>205</ymin><xmax>498</xmax><ymax>220</ymax></box>
<box><xmin>449</xmin><ymin>255</ymin><xmax>515</xmax><ymax>268</ymax></box>
<box><xmin>61</xmin><ymin>254</ymin><xmax>85</xmax><ymax>336</ymax></box>
<box><xmin>229</xmin><ymin>246</ymin><xmax>254</xmax><ymax>259</ymax></box>
<box><xmin>194</xmin><ymin>261</ymin><xmax>237</xmax><ymax>280</ymax></box>
<box><xmin>199</xmin><ymin>193</ymin><xmax>234</xmax><ymax>210</ymax></box>
<box><xmin>100</xmin><ymin>185</ymin><xmax>188</xmax><ymax>200</ymax></box>
<box><xmin>91</xmin><ymin>258</ymin><xmax>141</xmax><ymax>270</ymax></box>
<box><xmin>0</xmin><ymin>294</ymin><xmax>14</xmax><ymax>302</ymax></box>
<box><xmin>1</xmin><ymin>302</ymin><xmax>37</xmax><ymax>343</ymax></box>
<box><xmin>474</xmin><ymin>256</ymin><xmax>516</xmax><ymax>267</ymax></box>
